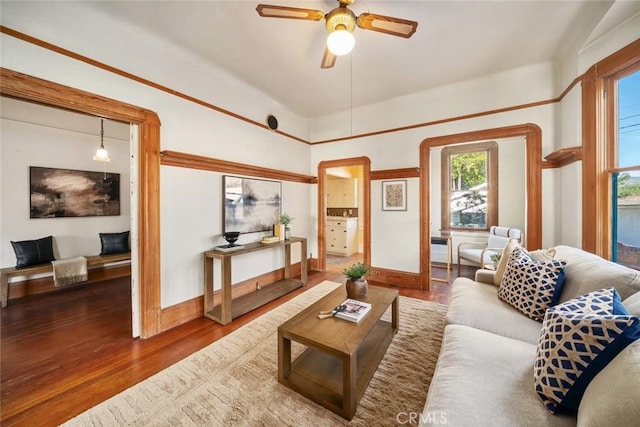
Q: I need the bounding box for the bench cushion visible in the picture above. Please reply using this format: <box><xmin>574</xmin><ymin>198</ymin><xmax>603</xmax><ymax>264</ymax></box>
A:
<box><xmin>10</xmin><ymin>236</ymin><xmax>55</xmax><ymax>268</ymax></box>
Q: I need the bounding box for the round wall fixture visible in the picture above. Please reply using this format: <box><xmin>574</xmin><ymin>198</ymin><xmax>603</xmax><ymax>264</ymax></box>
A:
<box><xmin>266</xmin><ymin>114</ymin><xmax>278</xmax><ymax>131</ymax></box>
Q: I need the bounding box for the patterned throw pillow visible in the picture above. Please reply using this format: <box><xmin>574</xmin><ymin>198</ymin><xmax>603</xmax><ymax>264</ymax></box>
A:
<box><xmin>498</xmin><ymin>248</ymin><xmax>566</xmax><ymax>321</ymax></box>
<box><xmin>534</xmin><ymin>288</ymin><xmax>640</xmax><ymax>414</ymax></box>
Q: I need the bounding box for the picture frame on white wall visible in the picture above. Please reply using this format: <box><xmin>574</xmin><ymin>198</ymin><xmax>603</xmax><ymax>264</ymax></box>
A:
<box><xmin>30</xmin><ymin>166</ymin><xmax>120</xmax><ymax>218</ymax></box>
<box><xmin>382</xmin><ymin>180</ymin><xmax>407</xmax><ymax>211</ymax></box>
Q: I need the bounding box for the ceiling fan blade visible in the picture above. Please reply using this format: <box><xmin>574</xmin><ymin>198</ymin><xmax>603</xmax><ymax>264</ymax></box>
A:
<box><xmin>356</xmin><ymin>13</ymin><xmax>418</xmax><ymax>38</ymax></box>
<box><xmin>256</xmin><ymin>4</ymin><xmax>325</xmax><ymax>21</ymax></box>
<box><xmin>321</xmin><ymin>48</ymin><xmax>337</xmax><ymax>69</ymax></box>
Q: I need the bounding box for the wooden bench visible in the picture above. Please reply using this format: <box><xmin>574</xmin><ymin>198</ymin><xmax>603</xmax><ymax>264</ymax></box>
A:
<box><xmin>1</xmin><ymin>252</ymin><xmax>131</xmax><ymax>308</ymax></box>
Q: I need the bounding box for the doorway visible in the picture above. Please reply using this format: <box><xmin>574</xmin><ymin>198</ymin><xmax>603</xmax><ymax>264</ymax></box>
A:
<box><xmin>1</xmin><ymin>68</ymin><xmax>161</xmax><ymax>338</ymax></box>
<box><xmin>325</xmin><ymin>165</ymin><xmax>364</xmax><ymax>273</ymax></box>
<box><xmin>318</xmin><ymin>157</ymin><xmax>371</xmax><ymax>273</ymax></box>
<box><xmin>0</xmin><ymin>96</ymin><xmax>138</xmax><ymax>336</ymax></box>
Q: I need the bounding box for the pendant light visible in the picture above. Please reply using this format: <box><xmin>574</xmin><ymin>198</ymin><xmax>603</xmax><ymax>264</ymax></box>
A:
<box><xmin>93</xmin><ymin>119</ymin><xmax>110</xmax><ymax>162</ymax></box>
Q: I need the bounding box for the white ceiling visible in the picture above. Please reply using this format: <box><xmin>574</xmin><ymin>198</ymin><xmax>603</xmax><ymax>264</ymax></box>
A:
<box><xmin>82</xmin><ymin>0</ymin><xmax>626</xmax><ymax>119</ymax></box>
<box><xmin>8</xmin><ymin>1</ymin><xmax>638</xmax><ymax>121</ymax></box>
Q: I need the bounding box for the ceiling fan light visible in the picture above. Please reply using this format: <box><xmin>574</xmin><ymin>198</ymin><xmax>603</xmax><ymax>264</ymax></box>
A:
<box><xmin>327</xmin><ymin>30</ymin><xmax>355</xmax><ymax>56</ymax></box>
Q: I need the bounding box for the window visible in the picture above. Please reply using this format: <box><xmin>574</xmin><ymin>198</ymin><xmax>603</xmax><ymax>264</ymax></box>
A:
<box><xmin>582</xmin><ymin>40</ymin><xmax>639</xmax><ymax>262</ymax></box>
<box><xmin>611</xmin><ymin>68</ymin><xmax>640</xmax><ymax>269</ymax></box>
<box><xmin>441</xmin><ymin>142</ymin><xmax>498</xmax><ymax>231</ymax></box>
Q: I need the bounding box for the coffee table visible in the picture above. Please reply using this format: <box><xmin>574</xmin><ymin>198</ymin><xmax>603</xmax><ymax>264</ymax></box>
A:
<box><xmin>277</xmin><ymin>284</ymin><xmax>399</xmax><ymax>420</ymax></box>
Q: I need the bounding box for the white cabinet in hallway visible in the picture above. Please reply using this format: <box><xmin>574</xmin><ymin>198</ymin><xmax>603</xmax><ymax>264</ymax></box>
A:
<box><xmin>326</xmin><ymin>217</ymin><xmax>358</xmax><ymax>256</ymax></box>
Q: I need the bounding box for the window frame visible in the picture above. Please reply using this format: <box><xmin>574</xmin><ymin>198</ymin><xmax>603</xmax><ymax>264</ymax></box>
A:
<box><xmin>606</xmin><ymin>66</ymin><xmax>640</xmax><ymax>265</ymax></box>
<box><xmin>441</xmin><ymin>141</ymin><xmax>498</xmax><ymax>232</ymax></box>
<box><xmin>582</xmin><ymin>40</ymin><xmax>640</xmax><ymax>258</ymax></box>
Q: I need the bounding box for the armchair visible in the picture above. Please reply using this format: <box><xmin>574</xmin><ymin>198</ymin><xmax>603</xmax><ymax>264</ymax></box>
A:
<box><xmin>456</xmin><ymin>226</ymin><xmax>522</xmax><ymax>275</ymax></box>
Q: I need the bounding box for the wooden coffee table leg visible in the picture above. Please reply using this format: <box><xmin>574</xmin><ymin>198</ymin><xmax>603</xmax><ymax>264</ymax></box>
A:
<box><xmin>342</xmin><ymin>353</ymin><xmax>357</xmax><ymax>420</ymax></box>
<box><xmin>392</xmin><ymin>295</ymin><xmax>399</xmax><ymax>331</ymax></box>
<box><xmin>278</xmin><ymin>329</ymin><xmax>291</xmax><ymax>382</ymax></box>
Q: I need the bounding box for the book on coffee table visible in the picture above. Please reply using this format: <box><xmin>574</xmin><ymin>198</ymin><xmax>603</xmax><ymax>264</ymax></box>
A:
<box><xmin>335</xmin><ymin>299</ymin><xmax>372</xmax><ymax>323</ymax></box>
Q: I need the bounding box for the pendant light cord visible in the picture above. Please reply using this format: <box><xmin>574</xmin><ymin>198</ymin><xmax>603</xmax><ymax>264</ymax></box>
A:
<box><xmin>350</xmin><ymin>54</ymin><xmax>353</xmax><ymax>140</ymax></box>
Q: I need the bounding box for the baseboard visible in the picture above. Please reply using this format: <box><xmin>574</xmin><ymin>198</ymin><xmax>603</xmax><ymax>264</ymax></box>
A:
<box><xmin>160</xmin><ymin>260</ymin><xmax>308</xmax><ymax>332</ymax></box>
<box><xmin>367</xmin><ymin>266</ymin><xmax>421</xmax><ymax>289</ymax></box>
<box><xmin>6</xmin><ymin>264</ymin><xmax>131</xmax><ymax>301</ymax></box>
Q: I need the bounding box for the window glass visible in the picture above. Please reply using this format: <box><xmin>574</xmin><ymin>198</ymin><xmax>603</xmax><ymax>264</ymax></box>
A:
<box><xmin>613</xmin><ymin>70</ymin><xmax>640</xmax><ymax>269</ymax></box>
<box><xmin>617</xmin><ymin>71</ymin><xmax>640</xmax><ymax>168</ymax></box>
<box><xmin>449</xmin><ymin>151</ymin><xmax>488</xmax><ymax>229</ymax></box>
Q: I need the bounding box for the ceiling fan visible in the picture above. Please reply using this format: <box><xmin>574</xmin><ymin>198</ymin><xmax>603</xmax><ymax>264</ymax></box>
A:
<box><xmin>256</xmin><ymin>0</ymin><xmax>418</xmax><ymax>69</ymax></box>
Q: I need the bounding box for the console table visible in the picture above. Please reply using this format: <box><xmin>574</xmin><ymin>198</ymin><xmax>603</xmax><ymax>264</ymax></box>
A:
<box><xmin>203</xmin><ymin>237</ymin><xmax>307</xmax><ymax>325</ymax></box>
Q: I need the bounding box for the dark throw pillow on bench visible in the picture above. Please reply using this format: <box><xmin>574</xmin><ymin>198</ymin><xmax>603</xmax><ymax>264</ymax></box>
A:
<box><xmin>99</xmin><ymin>231</ymin><xmax>130</xmax><ymax>255</ymax></box>
<box><xmin>10</xmin><ymin>235</ymin><xmax>56</xmax><ymax>268</ymax></box>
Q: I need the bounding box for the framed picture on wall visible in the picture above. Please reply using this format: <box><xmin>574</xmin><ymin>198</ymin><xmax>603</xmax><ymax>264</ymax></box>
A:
<box><xmin>382</xmin><ymin>180</ymin><xmax>407</xmax><ymax>211</ymax></box>
<box><xmin>223</xmin><ymin>175</ymin><xmax>281</xmax><ymax>234</ymax></box>
<box><xmin>29</xmin><ymin>166</ymin><xmax>120</xmax><ymax>218</ymax></box>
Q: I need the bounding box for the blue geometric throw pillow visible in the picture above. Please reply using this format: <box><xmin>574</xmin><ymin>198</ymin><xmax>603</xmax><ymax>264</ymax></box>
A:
<box><xmin>498</xmin><ymin>248</ymin><xmax>567</xmax><ymax>321</ymax></box>
<box><xmin>534</xmin><ymin>287</ymin><xmax>640</xmax><ymax>414</ymax></box>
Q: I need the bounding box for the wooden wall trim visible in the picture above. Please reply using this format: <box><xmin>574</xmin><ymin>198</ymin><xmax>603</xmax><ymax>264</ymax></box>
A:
<box><xmin>580</xmin><ymin>39</ymin><xmax>640</xmax><ymax>257</ymax></box>
<box><xmin>542</xmin><ymin>146</ymin><xmax>583</xmax><ymax>169</ymax></box>
<box><xmin>0</xmin><ymin>68</ymin><xmax>162</xmax><ymax>338</ymax></box>
<box><xmin>0</xmin><ymin>25</ymin><xmax>307</xmax><ymax>145</ymax></box>
<box><xmin>367</xmin><ymin>267</ymin><xmax>421</xmax><ymax>290</ymax></box>
<box><xmin>370</xmin><ymin>168</ymin><xmax>420</xmax><ymax>180</ymax></box>
<box><xmin>160</xmin><ymin>150</ymin><xmax>316</xmax><ymax>184</ymax></box>
<box><xmin>313</xmin><ymin>99</ymin><xmax>556</xmax><ymax>145</ymax></box>
<box><xmin>2</xmin><ymin>25</ymin><xmax>588</xmax><ymax>147</ymax></box>
<box><xmin>419</xmin><ymin>123</ymin><xmax>542</xmax><ymax>290</ymax></box>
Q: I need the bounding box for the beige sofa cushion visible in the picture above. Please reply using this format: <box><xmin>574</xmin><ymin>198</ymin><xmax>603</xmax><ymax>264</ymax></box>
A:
<box><xmin>421</xmin><ymin>325</ymin><xmax>575</xmax><ymax>427</ymax></box>
<box><xmin>623</xmin><ymin>291</ymin><xmax>640</xmax><ymax>316</ymax></box>
<box><xmin>577</xmin><ymin>340</ymin><xmax>640</xmax><ymax>427</ymax></box>
<box><xmin>554</xmin><ymin>245</ymin><xmax>640</xmax><ymax>302</ymax></box>
<box><xmin>446</xmin><ymin>277</ymin><xmax>542</xmax><ymax>344</ymax></box>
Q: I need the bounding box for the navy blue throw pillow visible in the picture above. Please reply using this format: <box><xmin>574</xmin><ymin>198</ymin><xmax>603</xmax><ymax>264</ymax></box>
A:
<box><xmin>11</xmin><ymin>236</ymin><xmax>56</xmax><ymax>268</ymax></box>
<box><xmin>99</xmin><ymin>231</ymin><xmax>130</xmax><ymax>255</ymax></box>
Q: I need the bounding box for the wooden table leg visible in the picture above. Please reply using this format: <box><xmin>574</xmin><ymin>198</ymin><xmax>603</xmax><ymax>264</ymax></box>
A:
<box><xmin>203</xmin><ymin>255</ymin><xmax>213</xmax><ymax>316</ymax></box>
<box><xmin>300</xmin><ymin>239</ymin><xmax>307</xmax><ymax>285</ymax></box>
<box><xmin>1</xmin><ymin>274</ymin><xmax>9</xmax><ymax>308</ymax></box>
<box><xmin>342</xmin><ymin>353</ymin><xmax>357</xmax><ymax>420</ymax></box>
<box><xmin>221</xmin><ymin>257</ymin><xmax>232</xmax><ymax>324</ymax></box>
<box><xmin>391</xmin><ymin>294</ymin><xmax>399</xmax><ymax>331</ymax></box>
<box><xmin>278</xmin><ymin>329</ymin><xmax>291</xmax><ymax>382</ymax></box>
<box><xmin>284</xmin><ymin>243</ymin><xmax>291</xmax><ymax>279</ymax></box>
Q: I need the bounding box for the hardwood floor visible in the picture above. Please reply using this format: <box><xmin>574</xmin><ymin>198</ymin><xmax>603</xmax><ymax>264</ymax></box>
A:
<box><xmin>326</xmin><ymin>252</ymin><xmax>364</xmax><ymax>274</ymax></box>
<box><xmin>0</xmin><ymin>268</ymin><xmax>465</xmax><ymax>426</ymax></box>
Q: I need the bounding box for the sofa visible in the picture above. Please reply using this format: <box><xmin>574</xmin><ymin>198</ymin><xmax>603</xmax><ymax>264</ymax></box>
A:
<box><xmin>421</xmin><ymin>245</ymin><xmax>640</xmax><ymax>426</ymax></box>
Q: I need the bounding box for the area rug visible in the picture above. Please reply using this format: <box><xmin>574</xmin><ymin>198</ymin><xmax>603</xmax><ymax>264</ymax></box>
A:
<box><xmin>65</xmin><ymin>281</ymin><xmax>447</xmax><ymax>426</ymax></box>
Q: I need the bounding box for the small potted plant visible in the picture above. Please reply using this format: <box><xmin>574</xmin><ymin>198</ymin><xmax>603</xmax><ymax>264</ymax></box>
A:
<box><xmin>279</xmin><ymin>213</ymin><xmax>294</xmax><ymax>239</ymax></box>
<box><xmin>342</xmin><ymin>262</ymin><xmax>369</xmax><ymax>300</ymax></box>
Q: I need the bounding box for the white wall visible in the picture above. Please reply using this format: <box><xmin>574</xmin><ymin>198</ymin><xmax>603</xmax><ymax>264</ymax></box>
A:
<box><xmin>310</xmin><ymin>84</ymin><xmax>557</xmax><ymax>273</ymax></box>
<box><xmin>0</xmin><ymin>98</ymin><xmax>131</xmax><ymax>267</ymax></box>
<box><xmin>0</xmin><ymin>3</ymin><xmax>313</xmax><ymax>308</ymax></box>
<box><xmin>1</xmin><ymin>1</ymin><xmax>638</xmax><ymax>310</ymax></box>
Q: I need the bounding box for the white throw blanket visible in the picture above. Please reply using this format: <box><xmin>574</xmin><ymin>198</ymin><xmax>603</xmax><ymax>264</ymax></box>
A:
<box><xmin>51</xmin><ymin>256</ymin><xmax>88</xmax><ymax>287</ymax></box>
